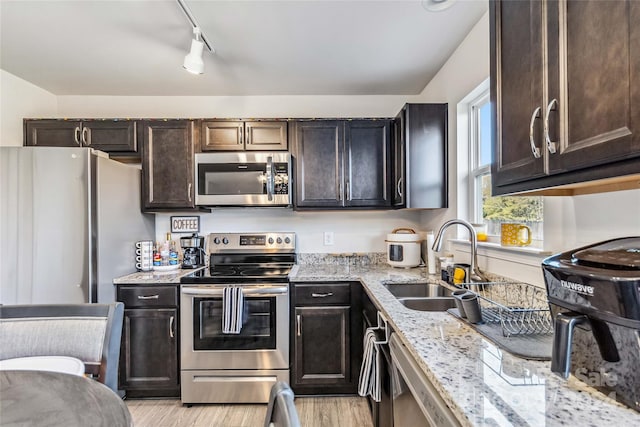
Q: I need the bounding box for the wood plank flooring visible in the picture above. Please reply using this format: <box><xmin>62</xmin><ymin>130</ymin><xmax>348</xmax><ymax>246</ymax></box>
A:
<box><xmin>126</xmin><ymin>396</ymin><xmax>373</xmax><ymax>427</ymax></box>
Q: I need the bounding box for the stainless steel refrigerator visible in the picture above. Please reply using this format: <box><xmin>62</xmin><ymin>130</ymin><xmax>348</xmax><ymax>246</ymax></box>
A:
<box><xmin>1</xmin><ymin>147</ymin><xmax>155</xmax><ymax>304</ymax></box>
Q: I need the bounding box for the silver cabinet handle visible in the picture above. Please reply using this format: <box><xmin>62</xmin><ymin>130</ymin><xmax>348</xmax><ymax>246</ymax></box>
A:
<box><xmin>337</xmin><ymin>180</ymin><xmax>342</xmax><ymax>201</ymax></box>
<box><xmin>169</xmin><ymin>316</ymin><xmax>175</xmax><ymax>338</ymax></box>
<box><xmin>296</xmin><ymin>314</ymin><xmax>302</xmax><ymax>337</ymax></box>
<box><xmin>397</xmin><ymin>177</ymin><xmax>403</xmax><ymax>197</ymax></box>
<box><xmin>245</xmin><ymin>127</ymin><xmax>252</xmax><ymax>146</ymax></box>
<box><xmin>544</xmin><ymin>98</ymin><xmax>558</xmax><ymax>154</ymax></box>
<box><xmin>238</xmin><ymin>127</ymin><xmax>244</xmax><ymax>146</ymax></box>
<box><xmin>82</xmin><ymin>127</ymin><xmax>90</xmax><ymax>145</ymax></box>
<box><xmin>188</xmin><ymin>183</ymin><xmax>192</xmax><ymax>202</ymax></box>
<box><xmin>137</xmin><ymin>294</ymin><xmax>159</xmax><ymax>300</ymax></box>
<box><xmin>311</xmin><ymin>292</ymin><xmax>334</xmax><ymax>298</ymax></box>
<box><xmin>74</xmin><ymin>127</ymin><xmax>81</xmax><ymax>145</ymax></box>
<box><xmin>345</xmin><ymin>179</ymin><xmax>350</xmax><ymax>201</ymax></box>
<box><xmin>529</xmin><ymin>107</ymin><xmax>542</xmax><ymax>158</ymax></box>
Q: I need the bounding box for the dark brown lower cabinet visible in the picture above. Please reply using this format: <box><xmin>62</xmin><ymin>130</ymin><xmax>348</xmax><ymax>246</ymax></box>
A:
<box><xmin>291</xmin><ymin>282</ymin><xmax>362</xmax><ymax>395</ymax></box>
<box><xmin>117</xmin><ymin>285</ymin><xmax>179</xmax><ymax>398</ymax></box>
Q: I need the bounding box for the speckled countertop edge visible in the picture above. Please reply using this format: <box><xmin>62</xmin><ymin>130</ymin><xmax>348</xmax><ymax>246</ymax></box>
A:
<box><xmin>289</xmin><ymin>264</ymin><xmax>639</xmax><ymax>427</ymax></box>
<box><xmin>113</xmin><ymin>267</ymin><xmax>204</xmax><ymax>284</ymax></box>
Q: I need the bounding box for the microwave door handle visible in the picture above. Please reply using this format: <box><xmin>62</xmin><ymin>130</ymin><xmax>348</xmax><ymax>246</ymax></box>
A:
<box><xmin>266</xmin><ymin>156</ymin><xmax>274</xmax><ymax>201</ymax></box>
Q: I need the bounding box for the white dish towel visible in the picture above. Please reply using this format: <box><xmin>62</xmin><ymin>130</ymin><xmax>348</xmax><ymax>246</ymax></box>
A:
<box><xmin>358</xmin><ymin>327</ymin><xmax>381</xmax><ymax>402</ymax></box>
<box><xmin>222</xmin><ymin>287</ymin><xmax>244</xmax><ymax>334</ymax></box>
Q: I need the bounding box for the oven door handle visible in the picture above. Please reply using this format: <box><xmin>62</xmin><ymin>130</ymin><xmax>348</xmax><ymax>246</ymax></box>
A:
<box><xmin>181</xmin><ymin>286</ymin><xmax>288</xmax><ymax>297</ymax></box>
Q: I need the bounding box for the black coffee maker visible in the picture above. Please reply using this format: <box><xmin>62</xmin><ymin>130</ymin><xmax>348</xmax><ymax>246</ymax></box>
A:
<box><xmin>180</xmin><ymin>233</ymin><xmax>205</xmax><ymax>269</ymax></box>
<box><xmin>542</xmin><ymin>237</ymin><xmax>640</xmax><ymax>412</ymax></box>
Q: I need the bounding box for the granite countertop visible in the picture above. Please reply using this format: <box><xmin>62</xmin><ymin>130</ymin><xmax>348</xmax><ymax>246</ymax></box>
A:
<box><xmin>289</xmin><ymin>264</ymin><xmax>639</xmax><ymax>427</ymax></box>
<box><xmin>113</xmin><ymin>267</ymin><xmax>204</xmax><ymax>285</ymax></box>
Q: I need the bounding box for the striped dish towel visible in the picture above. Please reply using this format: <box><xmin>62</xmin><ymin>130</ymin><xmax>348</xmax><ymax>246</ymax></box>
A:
<box><xmin>358</xmin><ymin>327</ymin><xmax>381</xmax><ymax>402</ymax></box>
<box><xmin>222</xmin><ymin>287</ymin><xmax>244</xmax><ymax>334</ymax></box>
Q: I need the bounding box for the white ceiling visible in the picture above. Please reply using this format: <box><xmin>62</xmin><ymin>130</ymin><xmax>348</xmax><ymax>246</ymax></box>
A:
<box><xmin>0</xmin><ymin>0</ymin><xmax>487</xmax><ymax>96</ymax></box>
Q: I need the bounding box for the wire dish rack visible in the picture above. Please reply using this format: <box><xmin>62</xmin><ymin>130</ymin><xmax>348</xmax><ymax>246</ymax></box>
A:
<box><xmin>453</xmin><ymin>281</ymin><xmax>553</xmax><ymax>337</ymax></box>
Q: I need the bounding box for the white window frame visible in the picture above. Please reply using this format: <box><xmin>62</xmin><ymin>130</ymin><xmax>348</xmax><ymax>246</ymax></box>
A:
<box><xmin>468</xmin><ymin>90</ymin><xmax>491</xmax><ymax>224</ymax></box>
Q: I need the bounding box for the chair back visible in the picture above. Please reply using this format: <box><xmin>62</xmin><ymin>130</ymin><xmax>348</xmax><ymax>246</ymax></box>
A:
<box><xmin>264</xmin><ymin>381</ymin><xmax>301</xmax><ymax>427</ymax></box>
<box><xmin>0</xmin><ymin>303</ymin><xmax>124</xmax><ymax>393</ymax></box>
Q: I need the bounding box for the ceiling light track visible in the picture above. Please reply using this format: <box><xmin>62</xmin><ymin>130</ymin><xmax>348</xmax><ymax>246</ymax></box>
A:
<box><xmin>177</xmin><ymin>0</ymin><xmax>214</xmax><ymax>53</ymax></box>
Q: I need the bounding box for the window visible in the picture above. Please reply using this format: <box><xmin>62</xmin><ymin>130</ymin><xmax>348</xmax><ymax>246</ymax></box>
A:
<box><xmin>468</xmin><ymin>89</ymin><xmax>543</xmax><ymax>243</ymax></box>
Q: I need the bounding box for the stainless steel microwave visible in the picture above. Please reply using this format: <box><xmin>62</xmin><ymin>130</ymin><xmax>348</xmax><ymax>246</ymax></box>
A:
<box><xmin>195</xmin><ymin>152</ymin><xmax>291</xmax><ymax>207</ymax></box>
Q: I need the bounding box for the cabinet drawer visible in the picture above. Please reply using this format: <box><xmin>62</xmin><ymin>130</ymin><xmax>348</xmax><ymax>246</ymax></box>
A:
<box><xmin>294</xmin><ymin>283</ymin><xmax>351</xmax><ymax>306</ymax></box>
<box><xmin>118</xmin><ymin>286</ymin><xmax>178</xmax><ymax>308</ymax></box>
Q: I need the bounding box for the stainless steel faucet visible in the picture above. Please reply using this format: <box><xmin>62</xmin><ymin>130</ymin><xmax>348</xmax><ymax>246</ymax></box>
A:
<box><xmin>432</xmin><ymin>219</ymin><xmax>488</xmax><ymax>283</ymax></box>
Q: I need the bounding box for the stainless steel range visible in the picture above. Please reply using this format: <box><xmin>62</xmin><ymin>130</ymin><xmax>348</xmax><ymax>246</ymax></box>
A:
<box><xmin>179</xmin><ymin>232</ymin><xmax>295</xmax><ymax>404</ymax></box>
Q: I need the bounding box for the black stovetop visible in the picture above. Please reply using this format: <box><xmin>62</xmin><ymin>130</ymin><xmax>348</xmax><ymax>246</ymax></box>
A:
<box><xmin>180</xmin><ymin>252</ymin><xmax>295</xmax><ymax>284</ymax></box>
<box><xmin>180</xmin><ymin>265</ymin><xmax>292</xmax><ymax>284</ymax></box>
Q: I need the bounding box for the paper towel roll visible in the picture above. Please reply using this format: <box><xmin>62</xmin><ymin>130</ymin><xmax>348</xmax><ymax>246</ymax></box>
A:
<box><xmin>426</xmin><ymin>231</ymin><xmax>436</xmax><ymax>274</ymax></box>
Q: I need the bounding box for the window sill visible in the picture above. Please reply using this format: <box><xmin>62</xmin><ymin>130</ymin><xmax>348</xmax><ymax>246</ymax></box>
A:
<box><xmin>449</xmin><ymin>239</ymin><xmax>552</xmax><ymax>256</ymax></box>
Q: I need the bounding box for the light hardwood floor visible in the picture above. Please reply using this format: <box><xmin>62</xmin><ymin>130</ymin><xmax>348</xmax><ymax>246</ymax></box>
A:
<box><xmin>126</xmin><ymin>396</ymin><xmax>373</xmax><ymax>427</ymax></box>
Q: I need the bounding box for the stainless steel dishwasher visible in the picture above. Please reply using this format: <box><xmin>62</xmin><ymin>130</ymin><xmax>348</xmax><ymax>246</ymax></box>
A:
<box><xmin>389</xmin><ymin>333</ymin><xmax>460</xmax><ymax>427</ymax></box>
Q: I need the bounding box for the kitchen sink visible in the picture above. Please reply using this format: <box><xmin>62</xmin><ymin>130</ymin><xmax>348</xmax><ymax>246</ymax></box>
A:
<box><xmin>383</xmin><ymin>283</ymin><xmax>453</xmax><ymax>298</ymax></box>
<box><xmin>398</xmin><ymin>297</ymin><xmax>457</xmax><ymax>312</ymax></box>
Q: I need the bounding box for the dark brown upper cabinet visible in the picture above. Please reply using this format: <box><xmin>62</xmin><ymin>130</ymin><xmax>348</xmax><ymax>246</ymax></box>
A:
<box><xmin>141</xmin><ymin>120</ymin><xmax>195</xmax><ymax>211</ymax></box>
<box><xmin>292</xmin><ymin>119</ymin><xmax>392</xmax><ymax>209</ymax></box>
<box><xmin>392</xmin><ymin>104</ymin><xmax>448</xmax><ymax>209</ymax></box>
<box><xmin>200</xmin><ymin>120</ymin><xmax>288</xmax><ymax>151</ymax></box>
<box><xmin>24</xmin><ymin>119</ymin><xmax>139</xmax><ymax>157</ymax></box>
<box><xmin>491</xmin><ymin>0</ymin><xmax>640</xmax><ymax>196</ymax></box>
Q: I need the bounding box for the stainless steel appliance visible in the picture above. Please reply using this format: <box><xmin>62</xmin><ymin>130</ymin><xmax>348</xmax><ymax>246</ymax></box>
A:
<box><xmin>389</xmin><ymin>333</ymin><xmax>460</xmax><ymax>427</ymax></box>
<box><xmin>179</xmin><ymin>232</ymin><xmax>296</xmax><ymax>404</ymax></box>
<box><xmin>180</xmin><ymin>233</ymin><xmax>205</xmax><ymax>269</ymax></box>
<box><xmin>195</xmin><ymin>152</ymin><xmax>291</xmax><ymax>207</ymax></box>
<box><xmin>0</xmin><ymin>147</ymin><xmax>154</xmax><ymax>304</ymax></box>
<box><xmin>542</xmin><ymin>237</ymin><xmax>640</xmax><ymax>412</ymax></box>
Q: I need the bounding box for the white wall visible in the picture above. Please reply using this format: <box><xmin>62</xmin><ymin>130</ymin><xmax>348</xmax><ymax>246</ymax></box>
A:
<box><xmin>156</xmin><ymin>209</ymin><xmax>422</xmax><ymax>254</ymax></box>
<box><xmin>416</xmin><ymin>11</ymin><xmax>640</xmax><ymax>285</ymax></box>
<box><xmin>56</xmin><ymin>95</ymin><xmax>414</xmax><ymax>119</ymax></box>
<box><xmin>0</xmin><ymin>70</ymin><xmax>57</xmax><ymax>146</ymax></box>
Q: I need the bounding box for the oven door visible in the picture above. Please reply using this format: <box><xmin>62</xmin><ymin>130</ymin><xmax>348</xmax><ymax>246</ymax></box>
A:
<box><xmin>195</xmin><ymin>152</ymin><xmax>291</xmax><ymax>206</ymax></box>
<box><xmin>180</xmin><ymin>284</ymin><xmax>289</xmax><ymax>370</ymax></box>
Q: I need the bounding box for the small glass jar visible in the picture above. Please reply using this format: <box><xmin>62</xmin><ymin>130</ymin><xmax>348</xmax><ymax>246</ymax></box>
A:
<box><xmin>471</xmin><ymin>223</ymin><xmax>488</xmax><ymax>242</ymax></box>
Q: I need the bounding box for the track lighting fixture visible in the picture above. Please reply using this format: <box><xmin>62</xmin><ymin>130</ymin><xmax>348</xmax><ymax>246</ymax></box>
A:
<box><xmin>183</xmin><ymin>27</ymin><xmax>205</xmax><ymax>74</ymax></box>
<box><xmin>177</xmin><ymin>0</ymin><xmax>214</xmax><ymax>75</ymax></box>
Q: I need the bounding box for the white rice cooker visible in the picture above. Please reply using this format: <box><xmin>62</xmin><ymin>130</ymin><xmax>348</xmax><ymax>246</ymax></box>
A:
<box><xmin>386</xmin><ymin>228</ymin><xmax>423</xmax><ymax>268</ymax></box>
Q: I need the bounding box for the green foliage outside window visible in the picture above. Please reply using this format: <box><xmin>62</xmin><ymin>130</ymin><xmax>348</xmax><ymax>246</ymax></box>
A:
<box><xmin>480</xmin><ymin>174</ymin><xmax>543</xmax><ymax>222</ymax></box>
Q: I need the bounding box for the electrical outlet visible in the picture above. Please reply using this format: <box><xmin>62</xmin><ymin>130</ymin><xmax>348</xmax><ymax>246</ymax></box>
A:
<box><xmin>324</xmin><ymin>231</ymin><xmax>334</xmax><ymax>246</ymax></box>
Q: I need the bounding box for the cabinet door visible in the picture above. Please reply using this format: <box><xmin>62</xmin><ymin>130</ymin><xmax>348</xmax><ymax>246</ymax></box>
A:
<box><xmin>24</xmin><ymin>120</ymin><xmax>82</xmax><ymax>147</ymax></box>
<box><xmin>345</xmin><ymin>120</ymin><xmax>391</xmax><ymax>207</ymax></box>
<box><xmin>245</xmin><ymin>121</ymin><xmax>288</xmax><ymax>151</ymax></box>
<box><xmin>142</xmin><ymin>120</ymin><xmax>195</xmax><ymax>210</ymax></box>
<box><xmin>83</xmin><ymin>120</ymin><xmax>138</xmax><ymax>153</ymax></box>
<box><xmin>405</xmin><ymin>104</ymin><xmax>448</xmax><ymax>208</ymax></box>
<box><xmin>293</xmin><ymin>121</ymin><xmax>344</xmax><ymax>208</ymax></box>
<box><xmin>201</xmin><ymin>121</ymin><xmax>244</xmax><ymax>151</ymax></box>
<box><xmin>119</xmin><ymin>308</ymin><xmax>179</xmax><ymax>395</ymax></box>
<box><xmin>490</xmin><ymin>0</ymin><xmax>546</xmax><ymax>187</ymax></box>
<box><xmin>293</xmin><ymin>306</ymin><xmax>350</xmax><ymax>387</ymax></box>
<box><xmin>392</xmin><ymin>112</ymin><xmax>405</xmax><ymax>207</ymax></box>
<box><xmin>546</xmin><ymin>0</ymin><xmax>640</xmax><ymax>174</ymax></box>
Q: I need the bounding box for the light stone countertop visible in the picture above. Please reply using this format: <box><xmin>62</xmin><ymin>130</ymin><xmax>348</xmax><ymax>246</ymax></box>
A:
<box><xmin>113</xmin><ymin>267</ymin><xmax>204</xmax><ymax>285</ymax></box>
<box><xmin>289</xmin><ymin>263</ymin><xmax>640</xmax><ymax>427</ymax></box>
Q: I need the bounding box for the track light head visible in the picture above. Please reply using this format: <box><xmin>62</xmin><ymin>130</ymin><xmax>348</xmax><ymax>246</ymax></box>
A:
<box><xmin>183</xmin><ymin>27</ymin><xmax>205</xmax><ymax>75</ymax></box>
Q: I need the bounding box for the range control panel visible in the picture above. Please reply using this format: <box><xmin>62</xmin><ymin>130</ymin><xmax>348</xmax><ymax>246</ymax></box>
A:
<box><xmin>208</xmin><ymin>232</ymin><xmax>296</xmax><ymax>252</ymax></box>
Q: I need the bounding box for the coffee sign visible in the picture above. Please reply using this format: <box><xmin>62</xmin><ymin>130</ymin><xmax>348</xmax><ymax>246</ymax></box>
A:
<box><xmin>170</xmin><ymin>216</ymin><xmax>200</xmax><ymax>233</ymax></box>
